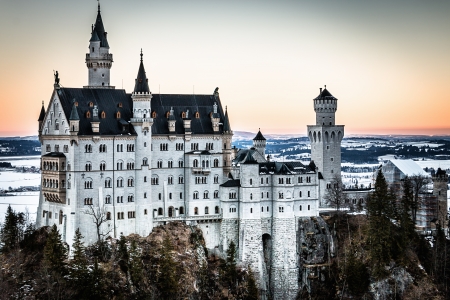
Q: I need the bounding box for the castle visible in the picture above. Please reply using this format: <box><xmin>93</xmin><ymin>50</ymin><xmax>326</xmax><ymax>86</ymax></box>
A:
<box><xmin>36</xmin><ymin>5</ymin><xmax>344</xmax><ymax>299</ymax></box>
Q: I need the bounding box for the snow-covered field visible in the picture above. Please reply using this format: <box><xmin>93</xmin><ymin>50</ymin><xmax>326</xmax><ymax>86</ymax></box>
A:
<box><xmin>0</xmin><ymin>156</ymin><xmax>40</xmax><ymax>223</ymax></box>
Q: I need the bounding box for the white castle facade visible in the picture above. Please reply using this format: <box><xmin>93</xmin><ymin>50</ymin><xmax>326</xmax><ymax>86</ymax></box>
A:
<box><xmin>36</xmin><ymin>5</ymin><xmax>344</xmax><ymax>299</ymax></box>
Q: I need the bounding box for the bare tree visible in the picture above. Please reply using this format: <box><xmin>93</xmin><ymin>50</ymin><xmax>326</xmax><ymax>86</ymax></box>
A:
<box><xmin>324</xmin><ymin>174</ymin><xmax>348</xmax><ymax>212</ymax></box>
<box><xmin>410</xmin><ymin>174</ymin><xmax>430</xmax><ymax>225</ymax></box>
<box><xmin>84</xmin><ymin>204</ymin><xmax>112</xmax><ymax>243</ymax></box>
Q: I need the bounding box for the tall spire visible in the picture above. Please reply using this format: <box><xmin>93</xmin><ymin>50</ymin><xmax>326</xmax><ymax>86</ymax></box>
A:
<box><xmin>38</xmin><ymin>101</ymin><xmax>46</xmax><ymax>122</ymax></box>
<box><xmin>93</xmin><ymin>1</ymin><xmax>109</xmax><ymax>48</ymax></box>
<box><xmin>133</xmin><ymin>50</ymin><xmax>150</xmax><ymax>94</ymax></box>
<box><xmin>223</xmin><ymin>106</ymin><xmax>231</xmax><ymax>133</ymax></box>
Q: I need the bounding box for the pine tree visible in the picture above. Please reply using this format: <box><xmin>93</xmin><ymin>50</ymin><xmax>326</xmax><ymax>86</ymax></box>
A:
<box><xmin>244</xmin><ymin>266</ymin><xmax>259</xmax><ymax>300</ymax></box>
<box><xmin>366</xmin><ymin>170</ymin><xmax>394</xmax><ymax>278</ymax></box>
<box><xmin>223</xmin><ymin>240</ymin><xmax>238</xmax><ymax>289</ymax></box>
<box><xmin>44</xmin><ymin>224</ymin><xmax>67</xmax><ymax>274</ymax></box>
<box><xmin>398</xmin><ymin>176</ymin><xmax>415</xmax><ymax>252</ymax></box>
<box><xmin>0</xmin><ymin>205</ymin><xmax>25</xmax><ymax>253</ymax></box>
<box><xmin>157</xmin><ymin>234</ymin><xmax>179</xmax><ymax>299</ymax></box>
<box><xmin>69</xmin><ymin>228</ymin><xmax>91</xmax><ymax>298</ymax></box>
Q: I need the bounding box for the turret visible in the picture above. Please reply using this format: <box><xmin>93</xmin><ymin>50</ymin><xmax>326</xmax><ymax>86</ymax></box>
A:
<box><xmin>85</xmin><ymin>3</ymin><xmax>114</xmax><ymax>88</ymax></box>
<box><xmin>69</xmin><ymin>101</ymin><xmax>80</xmax><ymax>137</ymax></box>
<box><xmin>211</xmin><ymin>102</ymin><xmax>220</xmax><ymax>132</ymax></box>
<box><xmin>222</xmin><ymin>106</ymin><xmax>233</xmax><ymax>175</ymax></box>
<box><xmin>253</xmin><ymin>128</ymin><xmax>266</xmax><ymax>157</ymax></box>
<box><xmin>314</xmin><ymin>85</ymin><xmax>337</xmax><ymax>126</ymax></box>
<box><xmin>131</xmin><ymin>50</ymin><xmax>152</xmax><ymax>131</ymax></box>
<box><xmin>38</xmin><ymin>101</ymin><xmax>45</xmax><ymax>135</ymax></box>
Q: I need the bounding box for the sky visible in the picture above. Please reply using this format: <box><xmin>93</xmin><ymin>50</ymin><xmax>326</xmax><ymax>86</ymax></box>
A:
<box><xmin>0</xmin><ymin>0</ymin><xmax>449</xmax><ymax>136</ymax></box>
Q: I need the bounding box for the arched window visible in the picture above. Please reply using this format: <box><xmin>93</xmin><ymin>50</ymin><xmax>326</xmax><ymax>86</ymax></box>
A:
<box><xmin>250</xmin><ymin>193</ymin><xmax>253</xmax><ymax>200</ymax></box>
<box><xmin>213</xmin><ymin>158</ymin><xmax>219</xmax><ymax>167</ymax></box>
<box><xmin>195</xmin><ymin>112</ymin><xmax>200</xmax><ymax>118</ymax></box>
<box><xmin>194</xmin><ymin>207</ymin><xmax>199</xmax><ymax>215</ymax></box>
<box><xmin>84</xmin><ymin>179</ymin><xmax>93</xmax><ymax>189</ymax></box>
<box><xmin>250</xmin><ymin>179</ymin><xmax>253</xmax><ymax>185</ymax></box>
<box><xmin>105</xmin><ymin>195</ymin><xmax>111</xmax><ymax>204</ymax></box>
<box><xmin>101</xmin><ymin>111</ymin><xmax>106</xmax><ymax>118</ymax></box>
<box><xmin>193</xmin><ymin>159</ymin><xmax>199</xmax><ymax>168</ymax></box>
<box><xmin>152</xmin><ymin>111</ymin><xmax>157</xmax><ymax>118</ymax></box>
<box><xmin>143</xmin><ymin>157</ymin><xmax>148</xmax><ymax>166</ymax></box>
<box><xmin>59</xmin><ymin>210</ymin><xmax>63</xmax><ymax>224</ymax></box>
<box><xmin>105</xmin><ymin>178</ymin><xmax>111</xmax><ymax>188</ymax></box>
<box><xmin>214</xmin><ymin>190</ymin><xmax>219</xmax><ymax>198</ymax></box>
<box><xmin>205</xmin><ymin>207</ymin><xmax>209</xmax><ymax>214</ymax></box>
<box><xmin>158</xmin><ymin>208</ymin><xmax>163</xmax><ymax>215</ymax></box>
<box><xmin>100</xmin><ymin>161</ymin><xmax>106</xmax><ymax>171</ymax></box>
<box><xmin>117</xmin><ymin>177</ymin><xmax>123</xmax><ymax>187</ymax></box>
<box><xmin>215</xmin><ymin>206</ymin><xmax>219</xmax><ymax>214</ymax></box>
<box><xmin>203</xmin><ymin>191</ymin><xmax>209</xmax><ymax>199</ymax></box>
<box><xmin>106</xmin><ymin>212</ymin><xmax>111</xmax><ymax>220</ymax></box>
<box><xmin>193</xmin><ymin>191</ymin><xmax>199</xmax><ymax>199</ymax></box>
<box><xmin>179</xmin><ymin>206</ymin><xmax>185</xmax><ymax>214</ymax></box>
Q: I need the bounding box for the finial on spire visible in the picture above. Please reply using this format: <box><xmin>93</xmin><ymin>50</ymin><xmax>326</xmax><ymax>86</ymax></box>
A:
<box><xmin>42</xmin><ymin>101</ymin><xmax>44</xmax><ymax>106</ymax></box>
<box><xmin>140</xmin><ymin>49</ymin><xmax>143</xmax><ymax>62</ymax></box>
<box><xmin>324</xmin><ymin>84</ymin><xmax>326</xmax><ymax>89</ymax></box>
<box><xmin>98</xmin><ymin>0</ymin><xmax>100</xmax><ymax>13</ymax></box>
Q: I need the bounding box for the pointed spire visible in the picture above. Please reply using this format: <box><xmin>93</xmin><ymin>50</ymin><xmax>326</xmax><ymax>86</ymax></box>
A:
<box><xmin>223</xmin><ymin>106</ymin><xmax>231</xmax><ymax>133</ymax></box>
<box><xmin>69</xmin><ymin>100</ymin><xmax>80</xmax><ymax>121</ymax></box>
<box><xmin>133</xmin><ymin>50</ymin><xmax>150</xmax><ymax>94</ymax></box>
<box><xmin>253</xmin><ymin>128</ymin><xmax>266</xmax><ymax>141</ymax></box>
<box><xmin>92</xmin><ymin>1</ymin><xmax>109</xmax><ymax>48</ymax></box>
<box><xmin>38</xmin><ymin>101</ymin><xmax>45</xmax><ymax>121</ymax></box>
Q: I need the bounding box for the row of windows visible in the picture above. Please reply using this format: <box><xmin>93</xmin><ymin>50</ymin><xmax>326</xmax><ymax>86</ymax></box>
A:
<box><xmin>83</xmin><ymin>159</ymin><xmax>149</xmax><ymax>172</ymax></box>
<box><xmin>256</xmin><ymin>176</ymin><xmax>313</xmax><ymax>185</ymax></box>
<box><xmin>46</xmin><ymin>144</ymin><xmax>69</xmax><ymax>153</ymax></box>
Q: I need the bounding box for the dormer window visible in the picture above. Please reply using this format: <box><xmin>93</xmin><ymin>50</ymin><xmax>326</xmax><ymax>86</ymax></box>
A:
<box><xmin>181</xmin><ymin>112</ymin><xmax>186</xmax><ymax>118</ymax></box>
<box><xmin>116</xmin><ymin>111</ymin><xmax>121</xmax><ymax>119</ymax></box>
<box><xmin>152</xmin><ymin>111</ymin><xmax>157</xmax><ymax>118</ymax></box>
<box><xmin>101</xmin><ymin>111</ymin><xmax>106</xmax><ymax>118</ymax></box>
<box><xmin>166</xmin><ymin>111</ymin><xmax>170</xmax><ymax>118</ymax></box>
<box><xmin>89</xmin><ymin>102</ymin><xmax>94</xmax><ymax>107</ymax></box>
<box><xmin>195</xmin><ymin>112</ymin><xmax>200</xmax><ymax>119</ymax></box>
<box><xmin>74</xmin><ymin>102</ymin><xmax>78</xmax><ymax>107</ymax></box>
<box><xmin>86</xmin><ymin>111</ymin><xmax>91</xmax><ymax>118</ymax></box>
<box><xmin>118</xmin><ymin>103</ymin><xmax>123</xmax><ymax>108</ymax></box>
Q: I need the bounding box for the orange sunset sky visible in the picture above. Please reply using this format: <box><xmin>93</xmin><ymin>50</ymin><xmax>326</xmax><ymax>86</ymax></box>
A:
<box><xmin>0</xmin><ymin>0</ymin><xmax>449</xmax><ymax>136</ymax></box>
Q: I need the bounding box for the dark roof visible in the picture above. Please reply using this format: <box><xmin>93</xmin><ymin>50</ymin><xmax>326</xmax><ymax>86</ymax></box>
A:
<box><xmin>38</xmin><ymin>103</ymin><xmax>46</xmax><ymax>121</ymax></box>
<box><xmin>56</xmin><ymin>88</ymin><xmax>135</xmax><ymax>135</ymax></box>
<box><xmin>220</xmin><ymin>179</ymin><xmax>241</xmax><ymax>187</ymax></box>
<box><xmin>313</xmin><ymin>87</ymin><xmax>337</xmax><ymax>101</ymax></box>
<box><xmin>43</xmin><ymin>152</ymin><xmax>66</xmax><ymax>158</ymax></box>
<box><xmin>151</xmin><ymin>94</ymin><xmax>228</xmax><ymax>135</ymax></box>
<box><xmin>93</xmin><ymin>4</ymin><xmax>109</xmax><ymax>48</ymax></box>
<box><xmin>223</xmin><ymin>107</ymin><xmax>231</xmax><ymax>133</ymax></box>
<box><xmin>89</xmin><ymin>30</ymin><xmax>100</xmax><ymax>42</ymax></box>
<box><xmin>57</xmin><ymin>87</ymin><xmax>231</xmax><ymax>136</ymax></box>
<box><xmin>133</xmin><ymin>51</ymin><xmax>150</xmax><ymax>94</ymax></box>
<box><xmin>233</xmin><ymin>149</ymin><xmax>266</xmax><ymax>164</ymax></box>
<box><xmin>258</xmin><ymin>161</ymin><xmax>314</xmax><ymax>175</ymax></box>
<box><xmin>253</xmin><ymin>129</ymin><xmax>266</xmax><ymax>141</ymax></box>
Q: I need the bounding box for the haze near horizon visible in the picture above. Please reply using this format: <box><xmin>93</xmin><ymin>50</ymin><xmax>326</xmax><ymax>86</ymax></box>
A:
<box><xmin>0</xmin><ymin>0</ymin><xmax>449</xmax><ymax>136</ymax></box>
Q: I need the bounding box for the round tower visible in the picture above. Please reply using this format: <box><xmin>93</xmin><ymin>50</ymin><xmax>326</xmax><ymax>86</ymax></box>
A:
<box><xmin>253</xmin><ymin>129</ymin><xmax>266</xmax><ymax>157</ymax></box>
<box><xmin>307</xmin><ymin>86</ymin><xmax>345</xmax><ymax>207</ymax></box>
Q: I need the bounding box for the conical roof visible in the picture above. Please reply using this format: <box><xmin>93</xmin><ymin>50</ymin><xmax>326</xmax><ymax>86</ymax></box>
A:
<box><xmin>223</xmin><ymin>107</ymin><xmax>231</xmax><ymax>132</ymax></box>
<box><xmin>93</xmin><ymin>3</ymin><xmax>109</xmax><ymax>48</ymax></box>
<box><xmin>38</xmin><ymin>102</ymin><xmax>45</xmax><ymax>121</ymax></box>
<box><xmin>133</xmin><ymin>50</ymin><xmax>150</xmax><ymax>94</ymax></box>
<box><xmin>253</xmin><ymin>129</ymin><xmax>266</xmax><ymax>141</ymax></box>
<box><xmin>89</xmin><ymin>30</ymin><xmax>100</xmax><ymax>42</ymax></box>
<box><xmin>69</xmin><ymin>102</ymin><xmax>80</xmax><ymax>121</ymax></box>
<box><xmin>313</xmin><ymin>86</ymin><xmax>337</xmax><ymax>101</ymax></box>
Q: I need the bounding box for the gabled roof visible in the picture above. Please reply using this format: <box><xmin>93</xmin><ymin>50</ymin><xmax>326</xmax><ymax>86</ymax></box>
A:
<box><xmin>93</xmin><ymin>4</ymin><xmax>109</xmax><ymax>48</ymax></box>
<box><xmin>313</xmin><ymin>87</ymin><xmax>337</xmax><ymax>101</ymax></box>
<box><xmin>38</xmin><ymin>102</ymin><xmax>46</xmax><ymax>121</ymax></box>
<box><xmin>56</xmin><ymin>88</ymin><xmax>134</xmax><ymax>135</ymax></box>
<box><xmin>133</xmin><ymin>51</ymin><xmax>150</xmax><ymax>94</ymax></box>
<box><xmin>258</xmin><ymin>161</ymin><xmax>314</xmax><ymax>175</ymax></box>
<box><xmin>233</xmin><ymin>149</ymin><xmax>266</xmax><ymax>164</ymax></box>
<box><xmin>220</xmin><ymin>179</ymin><xmax>241</xmax><ymax>187</ymax></box>
<box><xmin>150</xmin><ymin>94</ymin><xmax>228</xmax><ymax>135</ymax></box>
<box><xmin>388</xmin><ymin>159</ymin><xmax>429</xmax><ymax>177</ymax></box>
<box><xmin>253</xmin><ymin>129</ymin><xmax>266</xmax><ymax>141</ymax></box>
